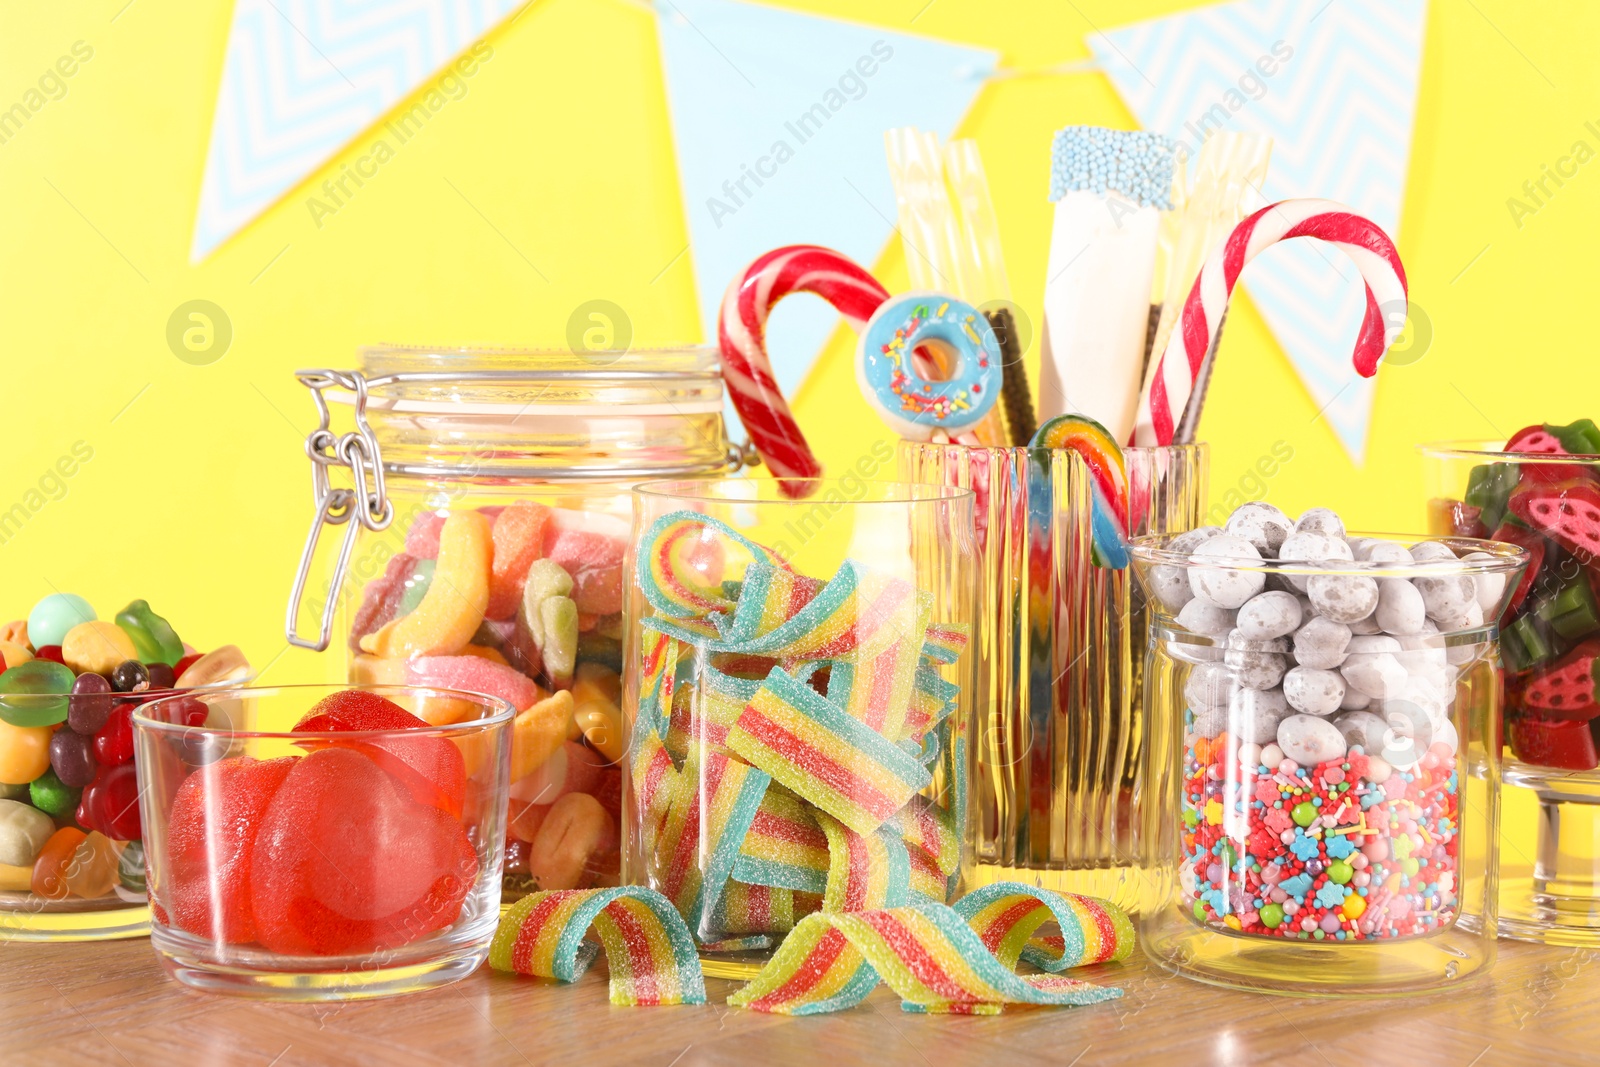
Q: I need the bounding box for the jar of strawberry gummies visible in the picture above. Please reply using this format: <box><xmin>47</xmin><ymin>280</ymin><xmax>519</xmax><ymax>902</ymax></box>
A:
<box><xmin>285</xmin><ymin>346</ymin><xmax>743</xmax><ymax>904</ymax></box>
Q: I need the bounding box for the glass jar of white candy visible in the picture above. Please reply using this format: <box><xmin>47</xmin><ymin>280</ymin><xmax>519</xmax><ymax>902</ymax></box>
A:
<box><xmin>1131</xmin><ymin>504</ymin><xmax>1528</xmax><ymax>996</ymax></box>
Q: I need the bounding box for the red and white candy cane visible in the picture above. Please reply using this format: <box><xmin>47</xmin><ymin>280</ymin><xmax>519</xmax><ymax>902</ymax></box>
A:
<box><xmin>1131</xmin><ymin>198</ymin><xmax>1408</xmax><ymax>447</ymax></box>
<box><xmin>719</xmin><ymin>245</ymin><xmax>888</xmax><ymax>498</ymax></box>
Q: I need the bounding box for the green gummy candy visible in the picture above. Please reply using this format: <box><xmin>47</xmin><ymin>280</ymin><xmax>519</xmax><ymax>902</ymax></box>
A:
<box><xmin>117</xmin><ymin>840</ymin><xmax>147</xmax><ymax>892</ymax></box>
<box><xmin>29</xmin><ymin>770</ymin><xmax>79</xmax><ymax>819</ymax></box>
<box><xmin>114</xmin><ymin>599</ymin><xmax>184</xmax><ymax>666</ymax></box>
<box><xmin>398</xmin><ymin>558</ymin><xmax>436</xmax><ymax>616</ymax></box>
<box><xmin>1547</xmin><ymin>418</ymin><xmax>1600</xmax><ymax>456</ymax></box>
<box><xmin>0</xmin><ymin>659</ymin><xmax>74</xmax><ymax>727</ymax></box>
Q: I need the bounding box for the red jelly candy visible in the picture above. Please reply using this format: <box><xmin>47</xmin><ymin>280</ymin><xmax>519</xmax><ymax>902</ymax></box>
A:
<box><xmin>1509</xmin><ymin>716</ymin><xmax>1600</xmax><ymax>770</ymax></box>
<box><xmin>1490</xmin><ymin>522</ymin><xmax>1547</xmax><ymax>616</ymax></box>
<box><xmin>487</xmin><ymin>501</ymin><xmax>551</xmax><ymax>620</ymax></box>
<box><xmin>1521</xmin><ymin>640</ymin><xmax>1600</xmax><ymax>720</ymax></box>
<box><xmin>167</xmin><ymin>756</ymin><xmax>296</xmax><ymax>943</ymax></box>
<box><xmin>34</xmin><ymin>645</ymin><xmax>65</xmax><ymax>665</ymax></box>
<box><xmin>93</xmin><ymin>704</ymin><xmax>135</xmax><ymax>767</ymax></box>
<box><xmin>1509</xmin><ymin>478</ymin><xmax>1600</xmax><ymax>560</ymax></box>
<box><xmin>173</xmin><ymin>652</ymin><xmax>202</xmax><ymax>679</ymax></box>
<box><xmin>249</xmin><ymin>747</ymin><xmax>477</xmax><ymax>956</ymax></box>
<box><xmin>96</xmin><ymin>762</ymin><xmax>142</xmax><ymax>841</ymax></box>
<box><xmin>293</xmin><ymin>690</ymin><xmax>466</xmax><ymax>818</ymax></box>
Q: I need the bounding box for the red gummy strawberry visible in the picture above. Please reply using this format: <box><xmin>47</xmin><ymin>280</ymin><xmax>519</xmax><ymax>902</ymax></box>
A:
<box><xmin>250</xmin><ymin>747</ymin><xmax>478</xmax><ymax>956</ymax></box>
<box><xmin>1489</xmin><ymin>522</ymin><xmax>1547</xmax><ymax>615</ymax></box>
<box><xmin>166</xmin><ymin>756</ymin><xmax>297</xmax><ymax>943</ymax></box>
<box><xmin>1519</xmin><ymin>640</ymin><xmax>1600</xmax><ymax>720</ymax></box>
<box><xmin>293</xmin><ymin>690</ymin><xmax>466</xmax><ymax>818</ymax></box>
<box><xmin>1508</xmin><ymin>478</ymin><xmax>1600</xmax><ymax>563</ymax></box>
<box><xmin>1506</xmin><ymin>425</ymin><xmax>1594</xmax><ymax>486</ymax></box>
<box><xmin>487</xmin><ymin>502</ymin><xmax>551</xmax><ymax>620</ymax></box>
<box><xmin>1508</xmin><ymin>716</ymin><xmax>1600</xmax><ymax>771</ymax></box>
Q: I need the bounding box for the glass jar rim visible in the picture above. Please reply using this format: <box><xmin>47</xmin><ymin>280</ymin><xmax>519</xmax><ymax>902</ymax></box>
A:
<box><xmin>1129</xmin><ymin>531</ymin><xmax>1529</xmax><ymax>577</ymax></box>
<box><xmin>131</xmin><ymin>683</ymin><xmax>515</xmax><ymax>738</ymax></box>
<box><xmin>355</xmin><ymin>343</ymin><xmax>720</xmax><ymax>380</ymax></box>
<box><xmin>1419</xmin><ymin>438</ymin><xmax>1600</xmax><ymax>464</ymax></box>
<box><xmin>634</xmin><ymin>478</ymin><xmax>975</xmax><ymax>507</ymax></box>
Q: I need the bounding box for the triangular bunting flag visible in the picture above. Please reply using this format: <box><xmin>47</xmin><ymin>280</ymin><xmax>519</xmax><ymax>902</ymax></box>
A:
<box><xmin>1092</xmin><ymin>0</ymin><xmax>1426</xmax><ymax>462</ymax></box>
<box><xmin>657</xmin><ymin>0</ymin><xmax>996</xmax><ymax>397</ymax></box>
<box><xmin>191</xmin><ymin>0</ymin><xmax>523</xmax><ymax>261</ymax></box>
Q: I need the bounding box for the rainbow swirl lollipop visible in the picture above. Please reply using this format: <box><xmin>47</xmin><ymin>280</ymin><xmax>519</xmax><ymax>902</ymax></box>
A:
<box><xmin>1030</xmin><ymin>414</ymin><xmax>1130</xmax><ymax>568</ymax></box>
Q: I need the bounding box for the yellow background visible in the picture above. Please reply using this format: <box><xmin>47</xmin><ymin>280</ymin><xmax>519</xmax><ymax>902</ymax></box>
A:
<box><xmin>0</xmin><ymin>0</ymin><xmax>1595</xmax><ymax>686</ymax></box>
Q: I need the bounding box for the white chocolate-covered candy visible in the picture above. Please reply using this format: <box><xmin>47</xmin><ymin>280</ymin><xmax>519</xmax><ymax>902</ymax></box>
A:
<box><xmin>1294</xmin><ymin>507</ymin><xmax>1346</xmax><ymax>540</ymax></box>
<box><xmin>1277</xmin><ymin>532</ymin><xmax>1353</xmax><ymax>592</ymax></box>
<box><xmin>1409</xmin><ymin>541</ymin><xmax>1458</xmax><ymax>563</ymax></box>
<box><xmin>1461</xmin><ymin>551</ymin><xmax>1508</xmax><ymax>614</ymax></box>
<box><xmin>1235</xmin><ymin>591</ymin><xmax>1303</xmax><ymax>640</ymax></box>
<box><xmin>1184</xmin><ymin>661</ymin><xmax>1235</xmax><ymax>711</ymax></box>
<box><xmin>1177</xmin><ymin>598</ymin><xmax>1236</xmax><ymax>637</ymax></box>
<box><xmin>1188</xmin><ymin>535</ymin><xmax>1266</xmax><ymax>609</ymax></box>
<box><xmin>1224</xmin><ymin>631</ymin><xmax>1288</xmax><ymax>691</ymax></box>
<box><xmin>1225</xmin><ymin>503</ymin><xmax>1294</xmax><ymax>559</ymax></box>
<box><xmin>1151</xmin><ymin>528</ymin><xmax>1223</xmax><ymax>612</ymax></box>
<box><xmin>1277</xmin><ymin>713</ymin><xmax>1347</xmax><ymax>765</ymax></box>
<box><xmin>1340</xmin><ymin>635</ymin><xmax>1407</xmax><ymax>697</ymax></box>
<box><xmin>1339</xmin><ymin>686</ymin><xmax>1372</xmax><ymax>711</ymax></box>
<box><xmin>1358</xmin><ymin>540</ymin><xmax>1414</xmax><ymax>564</ymax></box>
<box><xmin>1232</xmin><ymin>687</ymin><xmax>1290</xmax><ymax>744</ymax></box>
<box><xmin>1191</xmin><ymin>707</ymin><xmax>1227</xmax><ymax>740</ymax></box>
<box><xmin>1333</xmin><ymin>710</ymin><xmax>1389</xmax><ymax>752</ymax></box>
<box><xmin>1375</xmin><ymin>578</ymin><xmax>1427</xmax><ymax>635</ymax></box>
<box><xmin>1282</xmin><ymin>666</ymin><xmax>1346</xmax><ymax>716</ymax></box>
<box><xmin>1308</xmin><ymin>573</ymin><xmax>1380</xmax><ymax>624</ymax></box>
<box><xmin>1293</xmin><ymin>615</ymin><xmax>1352</xmax><ymax>670</ymax></box>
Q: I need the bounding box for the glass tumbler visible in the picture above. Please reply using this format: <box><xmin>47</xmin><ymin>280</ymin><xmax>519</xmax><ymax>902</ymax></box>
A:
<box><xmin>1132</xmin><ymin>533</ymin><xmax>1526</xmax><ymax>995</ymax></box>
<box><xmin>135</xmin><ymin>683</ymin><xmax>511</xmax><ymax>1000</ymax></box>
<box><xmin>1425</xmin><ymin>440</ymin><xmax>1600</xmax><ymax>944</ymax></box>
<box><xmin>622</xmin><ymin>480</ymin><xmax>977</xmax><ymax>974</ymax></box>
<box><xmin>900</xmin><ymin>441</ymin><xmax>1207</xmax><ymax>912</ymax></box>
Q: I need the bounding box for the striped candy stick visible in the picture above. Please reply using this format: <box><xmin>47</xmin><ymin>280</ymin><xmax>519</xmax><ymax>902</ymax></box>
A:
<box><xmin>719</xmin><ymin>245</ymin><xmax>889</xmax><ymax>498</ymax></box>
<box><xmin>1132</xmin><ymin>198</ymin><xmax>1409</xmax><ymax>447</ymax></box>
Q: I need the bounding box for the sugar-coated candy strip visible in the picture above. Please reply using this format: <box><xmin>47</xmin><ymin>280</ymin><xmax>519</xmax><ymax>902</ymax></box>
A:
<box><xmin>906</xmin><ymin>843</ymin><xmax>947</xmax><ymax>902</ymax></box>
<box><xmin>711</xmin><ymin>880</ymin><xmax>796</xmax><ymax>936</ymax></box>
<box><xmin>653</xmin><ymin>749</ymin><xmax>770</xmax><ymax>928</ymax></box>
<box><xmin>715</xmin><ymin>563</ymin><xmax>824</xmax><ymax>647</ymax></box>
<box><xmin>818</xmin><ymin>812</ymin><xmax>913</xmax><ymax>912</ymax></box>
<box><xmin>953</xmin><ymin>881</ymin><xmax>1134</xmax><ymax>973</ymax></box>
<box><xmin>733</xmin><ymin>788</ymin><xmax>831</xmax><ymax>894</ymax></box>
<box><xmin>628</xmin><ymin>728</ymin><xmax>678</xmax><ymax>857</ymax></box>
<box><xmin>725</xmin><ymin>666</ymin><xmax>932</xmax><ymax>835</ymax></box>
<box><xmin>919</xmin><ymin>623</ymin><xmax>971</xmax><ymax>665</ymax></box>
<box><xmin>489</xmin><ymin>888</ymin><xmax>706</xmax><ymax>1006</ymax></box>
<box><xmin>637</xmin><ymin>630</ymin><xmax>679</xmax><ymax>738</ymax></box>
<box><xmin>728</xmin><ymin>900</ymin><xmax>1123</xmax><ymax>1015</ymax></box>
<box><xmin>826</xmin><ymin>626</ymin><xmax>928</xmax><ymax>741</ymax></box>
<box><xmin>895</xmin><ymin>795</ymin><xmax>961</xmax><ymax>878</ymax></box>
<box><xmin>639</xmin><ymin>512</ymin><xmax>787</xmax><ymax>621</ymax></box>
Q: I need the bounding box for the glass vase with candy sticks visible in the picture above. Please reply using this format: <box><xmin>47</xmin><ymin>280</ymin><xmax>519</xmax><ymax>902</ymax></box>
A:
<box><xmin>901</xmin><ymin>439</ymin><xmax>1207</xmax><ymax>914</ymax></box>
<box><xmin>1425</xmin><ymin>429</ymin><xmax>1600</xmax><ymax>946</ymax></box>
<box><xmin>622</xmin><ymin>480</ymin><xmax>978</xmax><ymax>976</ymax></box>
<box><xmin>284</xmin><ymin>345</ymin><xmax>746</xmax><ymax>907</ymax></box>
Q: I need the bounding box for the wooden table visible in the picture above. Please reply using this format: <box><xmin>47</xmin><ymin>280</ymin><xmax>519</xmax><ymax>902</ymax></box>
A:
<box><xmin>4</xmin><ymin>938</ymin><xmax>1593</xmax><ymax>1066</ymax></box>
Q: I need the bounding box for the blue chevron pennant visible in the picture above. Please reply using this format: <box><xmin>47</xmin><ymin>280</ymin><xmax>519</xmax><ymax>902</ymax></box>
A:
<box><xmin>657</xmin><ymin>0</ymin><xmax>995</xmax><ymax>399</ymax></box>
<box><xmin>191</xmin><ymin>0</ymin><xmax>522</xmax><ymax>261</ymax></box>
<box><xmin>1091</xmin><ymin>0</ymin><xmax>1426</xmax><ymax>463</ymax></box>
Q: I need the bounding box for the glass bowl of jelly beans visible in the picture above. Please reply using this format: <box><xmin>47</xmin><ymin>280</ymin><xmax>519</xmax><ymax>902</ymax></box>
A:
<box><xmin>134</xmin><ymin>684</ymin><xmax>512</xmax><ymax>999</ymax></box>
<box><xmin>1426</xmin><ymin>427</ymin><xmax>1600</xmax><ymax>945</ymax></box>
<box><xmin>1132</xmin><ymin>505</ymin><xmax>1528</xmax><ymax>995</ymax></box>
<box><xmin>0</xmin><ymin>592</ymin><xmax>251</xmax><ymax>941</ymax></box>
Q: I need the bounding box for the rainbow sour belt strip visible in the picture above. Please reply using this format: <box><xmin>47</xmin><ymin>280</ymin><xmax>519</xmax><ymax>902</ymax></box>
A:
<box><xmin>640</xmin><ymin>512</ymin><xmax>788</xmax><ymax>620</ymax></box>
<box><xmin>653</xmin><ymin>748</ymin><xmax>770</xmax><ymax>927</ymax></box>
<box><xmin>489</xmin><ymin>888</ymin><xmax>707</xmax><ymax>1006</ymax></box>
<box><xmin>818</xmin><ymin>812</ymin><xmax>913</xmax><ymax>912</ymax></box>
<box><xmin>725</xmin><ymin>665</ymin><xmax>932</xmax><ymax>835</ymax></box>
<box><xmin>733</xmin><ymin>787</ymin><xmax>831</xmax><ymax>894</ymax></box>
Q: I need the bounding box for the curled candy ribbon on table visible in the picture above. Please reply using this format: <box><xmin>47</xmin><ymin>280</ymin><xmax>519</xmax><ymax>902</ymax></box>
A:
<box><xmin>490</xmin><ymin>882</ymin><xmax>1131</xmax><ymax>1015</ymax></box>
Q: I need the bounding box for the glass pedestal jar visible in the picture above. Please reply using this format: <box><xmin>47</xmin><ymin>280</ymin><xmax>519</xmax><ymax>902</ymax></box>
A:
<box><xmin>900</xmin><ymin>441</ymin><xmax>1207</xmax><ymax>913</ymax></box>
<box><xmin>285</xmin><ymin>346</ymin><xmax>741</xmax><ymax>907</ymax></box>
<box><xmin>1132</xmin><ymin>532</ymin><xmax>1526</xmax><ymax>995</ymax></box>
<box><xmin>622</xmin><ymin>480</ymin><xmax>977</xmax><ymax>977</ymax></box>
<box><xmin>1425</xmin><ymin>439</ymin><xmax>1600</xmax><ymax>945</ymax></box>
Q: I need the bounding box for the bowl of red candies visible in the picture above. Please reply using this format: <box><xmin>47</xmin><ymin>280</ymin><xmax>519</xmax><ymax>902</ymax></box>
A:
<box><xmin>0</xmin><ymin>592</ymin><xmax>250</xmax><ymax>941</ymax></box>
<box><xmin>133</xmin><ymin>684</ymin><xmax>512</xmax><ymax>1000</ymax></box>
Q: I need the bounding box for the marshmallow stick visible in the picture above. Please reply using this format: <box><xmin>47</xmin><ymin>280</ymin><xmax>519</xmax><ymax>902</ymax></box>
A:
<box><xmin>1036</xmin><ymin>128</ymin><xmax>1177</xmax><ymax>443</ymax></box>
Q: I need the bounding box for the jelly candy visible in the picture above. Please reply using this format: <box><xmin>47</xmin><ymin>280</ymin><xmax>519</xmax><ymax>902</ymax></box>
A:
<box><xmin>349</xmin><ymin>554</ymin><xmax>421</xmax><ymax>652</ymax></box>
<box><xmin>61</xmin><ymin>621</ymin><xmax>138</xmax><ymax>677</ymax></box>
<box><xmin>67</xmin><ymin>672</ymin><xmax>114</xmax><ymax>734</ymax></box>
<box><xmin>349</xmin><ymin>654</ymin><xmax>409</xmax><ymax>687</ymax></box>
<box><xmin>513</xmin><ymin>559</ymin><xmax>578</xmax><ymax>689</ymax></box>
<box><xmin>1510</xmin><ymin>478</ymin><xmax>1600</xmax><ymax>560</ymax></box>
<box><xmin>34</xmin><ymin>646</ymin><xmax>65</xmax><ymax>665</ymax></box>
<box><xmin>93</xmin><ymin>762</ymin><xmax>142</xmax><ymax>841</ymax></box>
<box><xmin>0</xmin><ymin>659</ymin><xmax>74</xmax><ymax>728</ymax></box>
<box><xmin>510</xmin><ymin>691</ymin><xmax>574</xmax><ymax>783</ymax></box>
<box><xmin>488</xmin><ymin>502</ymin><xmax>552</xmax><ymax>620</ymax></box>
<box><xmin>117</xmin><ymin>839</ymin><xmax>146</xmax><ymax>892</ymax></box>
<box><xmin>0</xmin><ymin>864</ymin><xmax>30</xmax><ymax>891</ymax></box>
<box><xmin>26</xmin><ymin>593</ymin><xmax>95</xmax><ymax>650</ymax></box>
<box><xmin>0</xmin><ymin>719</ymin><xmax>52</xmax><ymax>785</ymax></box>
<box><xmin>1520</xmin><ymin>640</ymin><xmax>1600</xmax><ymax>720</ymax></box>
<box><xmin>113</xmin><ymin>600</ymin><xmax>185</xmax><ymax>666</ymax></box>
<box><xmin>29</xmin><ymin>769</ymin><xmax>80</xmax><ymax>819</ymax></box>
<box><xmin>93</xmin><ymin>704</ymin><xmax>135</xmax><ymax>767</ymax></box>
<box><xmin>173</xmin><ymin>645</ymin><xmax>251</xmax><ymax>689</ymax></box>
<box><xmin>250</xmin><ymin>747</ymin><xmax>477</xmax><ymax>956</ymax></box>
<box><xmin>293</xmin><ymin>690</ymin><xmax>467</xmax><ymax>818</ymax></box>
<box><xmin>147</xmin><ymin>662</ymin><xmax>177</xmax><ymax>690</ymax></box>
<box><xmin>573</xmin><ymin>662</ymin><xmax>622</xmax><ymax>705</ymax></box>
<box><xmin>405</xmin><ymin>654</ymin><xmax>543</xmax><ymax>713</ymax></box>
<box><xmin>573</xmin><ymin>695</ymin><xmax>623</xmax><ymax>764</ymax></box>
<box><xmin>527</xmin><ymin>792</ymin><xmax>615</xmax><ymax>892</ymax></box>
<box><xmin>0</xmin><ymin>798</ymin><xmax>55</xmax><ymax>866</ymax></box>
<box><xmin>399</xmin><ymin>558</ymin><xmax>436</xmax><ymax>616</ymax></box>
<box><xmin>361</xmin><ymin>511</ymin><xmax>491</xmax><ymax>659</ymax></box>
<box><xmin>0</xmin><ymin>620</ymin><xmax>26</xmax><ymax>647</ymax></box>
<box><xmin>63</xmin><ymin>831</ymin><xmax>118</xmax><ymax>899</ymax></box>
<box><xmin>511</xmin><ymin>740</ymin><xmax>605</xmax><ymax>806</ymax></box>
<box><xmin>1509</xmin><ymin>716</ymin><xmax>1598</xmax><ymax>770</ymax></box>
<box><xmin>405</xmin><ymin>512</ymin><xmax>447</xmax><ymax>559</ymax></box>
<box><xmin>31</xmin><ymin>826</ymin><xmax>87</xmax><ymax>900</ymax></box>
<box><xmin>167</xmin><ymin>756</ymin><xmax>296</xmax><ymax>942</ymax></box>
<box><xmin>111</xmin><ymin>660</ymin><xmax>150</xmax><ymax>693</ymax></box>
<box><xmin>548</xmin><ymin>529</ymin><xmax>626</xmax><ymax>616</ymax></box>
<box><xmin>49</xmin><ymin>729</ymin><xmax>97</xmax><ymax>788</ymax></box>
<box><xmin>172</xmin><ymin>652</ymin><xmax>202</xmax><ymax>678</ymax></box>
<box><xmin>0</xmin><ymin>640</ymin><xmax>32</xmax><ymax>670</ymax></box>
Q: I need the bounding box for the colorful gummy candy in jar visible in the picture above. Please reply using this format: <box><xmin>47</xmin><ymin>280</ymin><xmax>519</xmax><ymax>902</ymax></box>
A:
<box><xmin>1131</xmin><ymin>505</ymin><xmax>1527</xmax><ymax>994</ymax></box>
<box><xmin>0</xmin><ymin>592</ymin><xmax>250</xmax><ymax>940</ymax></box>
<box><xmin>285</xmin><ymin>346</ymin><xmax>743</xmax><ymax>903</ymax></box>
<box><xmin>623</xmin><ymin>480</ymin><xmax>977</xmax><ymax>970</ymax></box>
<box><xmin>134</xmin><ymin>684</ymin><xmax>511</xmax><ymax>998</ymax></box>
<box><xmin>1424</xmin><ymin>425</ymin><xmax>1600</xmax><ymax>944</ymax></box>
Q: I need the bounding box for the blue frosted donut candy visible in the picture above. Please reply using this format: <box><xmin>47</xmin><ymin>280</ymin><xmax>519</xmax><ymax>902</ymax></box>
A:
<box><xmin>856</xmin><ymin>293</ymin><xmax>1003</xmax><ymax>441</ymax></box>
